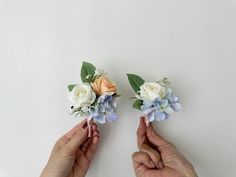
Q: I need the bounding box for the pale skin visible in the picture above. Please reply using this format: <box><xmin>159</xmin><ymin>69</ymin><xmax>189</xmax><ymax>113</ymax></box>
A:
<box><xmin>40</xmin><ymin>119</ymin><xmax>100</xmax><ymax>177</ymax></box>
<box><xmin>40</xmin><ymin>117</ymin><xmax>198</xmax><ymax>177</ymax></box>
<box><xmin>132</xmin><ymin>117</ymin><xmax>198</xmax><ymax>177</ymax></box>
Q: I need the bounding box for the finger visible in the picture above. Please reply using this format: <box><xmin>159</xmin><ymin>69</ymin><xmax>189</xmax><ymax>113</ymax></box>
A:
<box><xmin>137</xmin><ymin>117</ymin><xmax>148</xmax><ymax>146</ymax></box>
<box><xmin>80</xmin><ymin>124</ymin><xmax>100</xmax><ymax>152</ymax></box>
<box><xmin>146</xmin><ymin>123</ymin><xmax>170</xmax><ymax>147</ymax></box>
<box><xmin>85</xmin><ymin>135</ymin><xmax>99</xmax><ymax>162</ymax></box>
<box><xmin>139</xmin><ymin>144</ymin><xmax>163</xmax><ymax>168</ymax></box>
<box><xmin>92</xmin><ymin>123</ymin><xmax>100</xmax><ymax>137</ymax></box>
<box><xmin>79</xmin><ymin>136</ymin><xmax>92</xmax><ymax>154</ymax></box>
<box><xmin>57</xmin><ymin>119</ymin><xmax>88</xmax><ymax>145</ymax></box>
<box><xmin>64</xmin><ymin>126</ymin><xmax>89</xmax><ymax>155</ymax></box>
<box><xmin>147</xmin><ymin>167</ymin><xmax>179</xmax><ymax>177</ymax></box>
<box><xmin>92</xmin><ymin>122</ymin><xmax>98</xmax><ymax>132</ymax></box>
<box><xmin>145</xmin><ymin>169</ymin><xmax>164</xmax><ymax>177</ymax></box>
<box><xmin>132</xmin><ymin>152</ymin><xmax>155</xmax><ymax>170</ymax></box>
<box><xmin>78</xmin><ymin>123</ymin><xmax>100</xmax><ymax>152</ymax></box>
<box><xmin>84</xmin><ymin>124</ymin><xmax>100</xmax><ymax>162</ymax></box>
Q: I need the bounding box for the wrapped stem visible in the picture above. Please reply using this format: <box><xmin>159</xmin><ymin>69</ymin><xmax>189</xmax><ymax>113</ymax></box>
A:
<box><xmin>87</xmin><ymin>117</ymin><xmax>92</xmax><ymax>137</ymax></box>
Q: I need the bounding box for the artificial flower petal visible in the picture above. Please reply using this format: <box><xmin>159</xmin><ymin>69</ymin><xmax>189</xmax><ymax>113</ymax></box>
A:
<box><xmin>155</xmin><ymin>111</ymin><xmax>167</xmax><ymax>121</ymax></box>
<box><xmin>171</xmin><ymin>103</ymin><xmax>182</xmax><ymax>112</ymax></box>
<box><xmin>106</xmin><ymin>112</ymin><xmax>118</xmax><ymax>122</ymax></box>
<box><xmin>164</xmin><ymin>106</ymin><xmax>174</xmax><ymax>114</ymax></box>
<box><xmin>127</xmin><ymin>74</ymin><xmax>182</xmax><ymax>124</ymax></box>
<box><xmin>147</xmin><ymin>111</ymin><xmax>156</xmax><ymax>122</ymax></box>
<box><xmin>94</xmin><ymin>114</ymin><xmax>106</xmax><ymax>124</ymax></box>
<box><xmin>68</xmin><ymin>61</ymin><xmax>119</xmax><ymax>127</ymax></box>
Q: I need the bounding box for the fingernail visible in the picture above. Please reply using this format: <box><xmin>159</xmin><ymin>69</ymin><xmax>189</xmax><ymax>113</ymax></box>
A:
<box><xmin>82</xmin><ymin>122</ymin><xmax>88</xmax><ymax>129</ymax></box>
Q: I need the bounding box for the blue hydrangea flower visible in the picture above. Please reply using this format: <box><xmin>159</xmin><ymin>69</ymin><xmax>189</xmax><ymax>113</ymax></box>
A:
<box><xmin>141</xmin><ymin>98</ymin><xmax>169</xmax><ymax>122</ymax></box>
<box><xmin>141</xmin><ymin>88</ymin><xmax>181</xmax><ymax>122</ymax></box>
<box><xmin>89</xmin><ymin>95</ymin><xmax>118</xmax><ymax>124</ymax></box>
<box><xmin>166</xmin><ymin>88</ymin><xmax>182</xmax><ymax>112</ymax></box>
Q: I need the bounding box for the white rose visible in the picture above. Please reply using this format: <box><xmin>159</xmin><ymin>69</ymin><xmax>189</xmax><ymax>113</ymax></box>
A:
<box><xmin>68</xmin><ymin>83</ymin><xmax>96</xmax><ymax>108</ymax></box>
<box><xmin>139</xmin><ymin>82</ymin><xmax>166</xmax><ymax>102</ymax></box>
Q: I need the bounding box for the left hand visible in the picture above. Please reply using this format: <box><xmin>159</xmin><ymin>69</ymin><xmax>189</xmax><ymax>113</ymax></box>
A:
<box><xmin>40</xmin><ymin>119</ymin><xmax>100</xmax><ymax>177</ymax></box>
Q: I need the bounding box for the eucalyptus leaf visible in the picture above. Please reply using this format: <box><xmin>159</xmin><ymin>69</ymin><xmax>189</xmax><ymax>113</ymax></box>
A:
<box><xmin>68</xmin><ymin>84</ymin><xmax>76</xmax><ymax>91</ymax></box>
<box><xmin>81</xmin><ymin>61</ymin><xmax>96</xmax><ymax>83</ymax></box>
<box><xmin>133</xmin><ymin>99</ymin><xmax>143</xmax><ymax>110</ymax></box>
<box><xmin>127</xmin><ymin>74</ymin><xmax>145</xmax><ymax>93</ymax></box>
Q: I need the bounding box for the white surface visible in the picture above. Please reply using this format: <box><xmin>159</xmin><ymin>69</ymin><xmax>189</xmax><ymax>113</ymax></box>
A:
<box><xmin>0</xmin><ymin>0</ymin><xmax>236</xmax><ymax>177</ymax></box>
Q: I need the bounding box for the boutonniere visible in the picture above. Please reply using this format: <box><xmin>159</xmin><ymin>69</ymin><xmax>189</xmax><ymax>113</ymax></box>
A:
<box><xmin>127</xmin><ymin>74</ymin><xmax>181</xmax><ymax>125</ymax></box>
<box><xmin>68</xmin><ymin>62</ymin><xmax>120</xmax><ymax>136</ymax></box>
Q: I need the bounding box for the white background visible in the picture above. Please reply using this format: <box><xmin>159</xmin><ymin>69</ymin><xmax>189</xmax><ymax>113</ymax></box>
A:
<box><xmin>0</xmin><ymin>0</ymin><xmax>236</xmax><ymax>177</ymax></box>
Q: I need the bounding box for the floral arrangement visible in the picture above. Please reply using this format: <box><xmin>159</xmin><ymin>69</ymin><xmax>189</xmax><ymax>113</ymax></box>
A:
<box><xmin>127</xmin><ymin>74</ymin><xmax>181</xmax><ymax>125</ymax></box>
<box><xmin>68</xmin><ymin>62</ymin><xmax>119</xmax><ymax>136</ymax></box>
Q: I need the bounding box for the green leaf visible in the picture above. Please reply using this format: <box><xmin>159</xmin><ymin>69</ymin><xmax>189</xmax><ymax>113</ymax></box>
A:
<box><xmin>127</xmin><ymin>74</ymin><xmax>145</xmax><ymax>93</ymax></box>
<box><xmin>68</xmin><ymin>84</ymin><xmax>76</xmax><ymax>91</ymax></box>
<box><xmin>133</xmin><ymin>99</ymin><xmax>143</xmax><ymax>110</ymax></box>
<box><xmin>81</xmin><ymin>61</ymin><xmax>96</xmax><ymax>83</ymax></box>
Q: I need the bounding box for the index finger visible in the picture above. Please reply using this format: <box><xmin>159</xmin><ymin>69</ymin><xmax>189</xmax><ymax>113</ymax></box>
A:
<box><xmin>137</xmin><ymin>117</ymin><xmax>148</xmax><ymax>146</ymax></box>
<box><xmin>146</xmin><ymin>123</ymin><xmax>170</xmax><ymax>147</ymax></box>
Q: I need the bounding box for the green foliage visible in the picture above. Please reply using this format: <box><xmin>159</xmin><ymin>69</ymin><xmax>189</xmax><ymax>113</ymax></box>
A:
<box><xmin>81</xmin><ymin>61</ymin><xmax>96</xmax><ymax>83</ymax></box>
<box><xmin>68</xmin><ymin>84</ymin><xmax>76</xmax><ymax>91</ymax></box>
<box><xmin>127</xmin><ymin>74</ymin><xmax>145</xmax><ymax>93</ymax></box>
<box><xmin>133</xmin><ymin>99</ymin><xmax>143</xmax><ymax>110</ymax></box>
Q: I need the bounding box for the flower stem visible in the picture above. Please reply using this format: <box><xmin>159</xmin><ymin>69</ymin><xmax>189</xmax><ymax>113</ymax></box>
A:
<box><xmin>87</xmin><ymin>118</ymin><xmax>91</xmax><ymax>137</ymax></box>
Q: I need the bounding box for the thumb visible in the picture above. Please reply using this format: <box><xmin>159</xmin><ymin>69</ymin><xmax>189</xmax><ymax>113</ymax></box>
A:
<box><xmin>146</xmin><ymin>124</ymin><xmax>170</xmax><ymax>147</ymax></box>
<box><xmin>63</xmin><ymin>126</ymin><xmax>88</xmax><ymax>156</ymax></box>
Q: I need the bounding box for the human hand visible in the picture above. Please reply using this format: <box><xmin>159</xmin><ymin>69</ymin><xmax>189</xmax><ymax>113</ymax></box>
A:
<box><xmin>40</xmin><ymin>119</ymin><xmax>99</xmax><ymax>177</ymax></box>
<box><xmin>132</xmin><ymin>117</ymin><xmax>198</xmax><ymax>177</ymax></box>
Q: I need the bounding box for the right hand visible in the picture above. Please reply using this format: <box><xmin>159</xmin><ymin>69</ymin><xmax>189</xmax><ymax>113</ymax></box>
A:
<box><xmin>132</xmin><ymin>117</ymin><xmax>198</xmax><ymax>177</ymax></box>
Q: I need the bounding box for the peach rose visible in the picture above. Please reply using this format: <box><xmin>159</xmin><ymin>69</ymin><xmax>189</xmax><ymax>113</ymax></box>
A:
<box><xmin>91</xmin><ymin>76</ymin><xmax>117</xmax><ymax>95</ymax></box>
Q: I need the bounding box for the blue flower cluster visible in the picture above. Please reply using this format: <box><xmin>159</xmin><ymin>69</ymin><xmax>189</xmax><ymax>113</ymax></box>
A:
<box><xmin>89</xmin><ymin>95</ymin><xmax>119</xmax><ymax>124</ymax></box>
<box><xmin>141</xmin><ymin>88</ymin><xmax>181</xmax><ymax>122</ymax></box>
